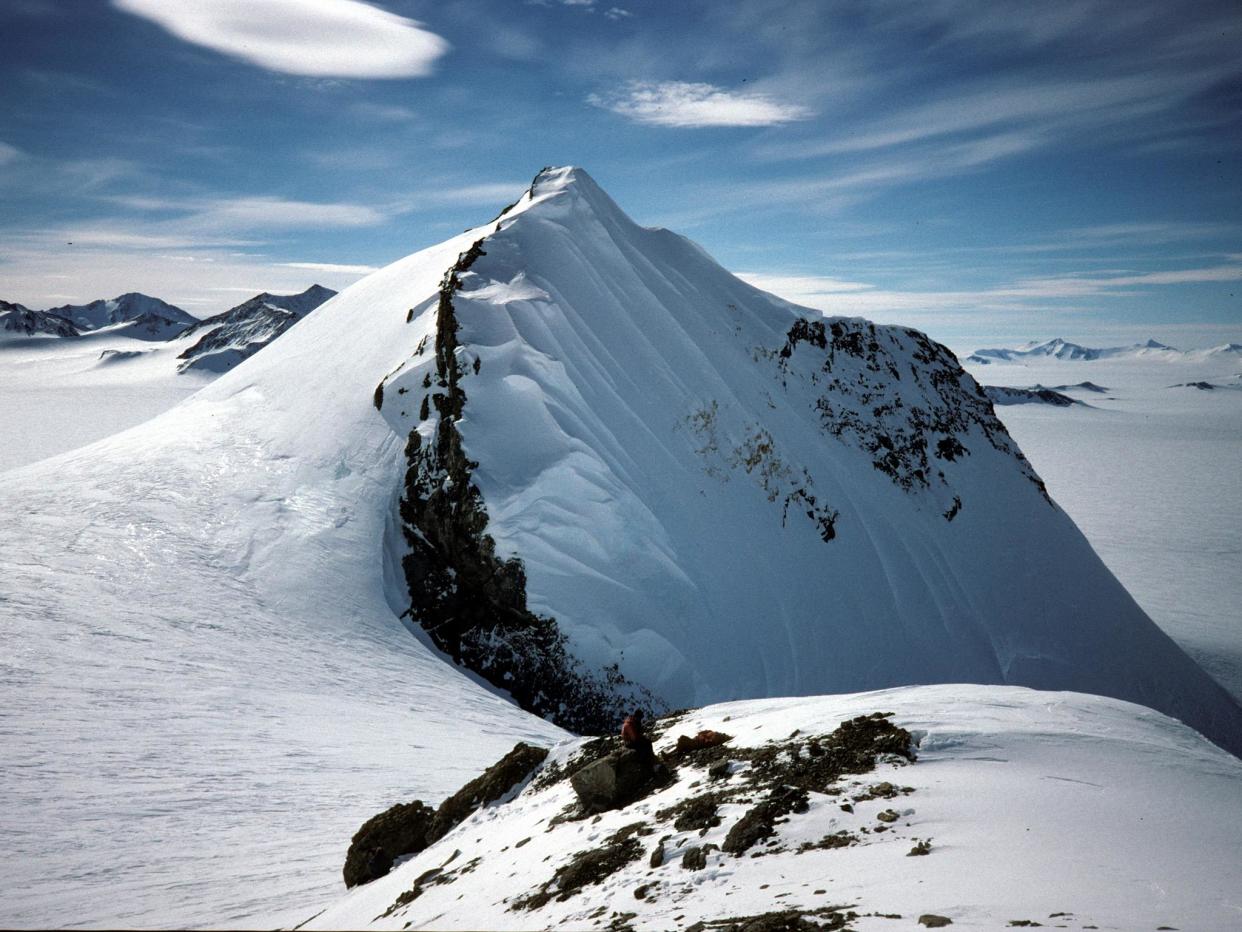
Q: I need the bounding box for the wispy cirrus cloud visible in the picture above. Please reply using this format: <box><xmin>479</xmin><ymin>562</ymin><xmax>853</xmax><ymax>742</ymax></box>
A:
<box><xmin>280</xmin><ymin>261</ymin><xmax>379</xmax><ymax>275</ymax></box>
<box><xmin>590</xmin><ymin>81</ymin><xmax>812</xmax><ymax>128</ymax></box>
<box><xmin>739</xmin><ymin>259</ymin><xmax>1242</xmax><ymax>323</ymax></box>
<box><xmin>111</xmin><ymin>0</ymin><xmax>449</xmax><ymax>79</ymax></box>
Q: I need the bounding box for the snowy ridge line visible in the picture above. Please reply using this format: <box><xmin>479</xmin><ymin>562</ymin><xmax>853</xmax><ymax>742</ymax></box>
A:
<box><xmin>369</xmin><ymin>165</ymin><xmax>1240</xmax><ymax>755</ymax></box>
<box><xmin>387</xmin><ymin>193</ymin><xmax>657</xmax><ymax>734</ymax></box>
<box><xmin>173</xmin><ymin>284</ymin><xmax>336</xmax><ymax>372</ymax></box>
<box><xmin>0</xmin><ymin>299</ymin><xmax>80</xmax><ymax>337</ymax></box>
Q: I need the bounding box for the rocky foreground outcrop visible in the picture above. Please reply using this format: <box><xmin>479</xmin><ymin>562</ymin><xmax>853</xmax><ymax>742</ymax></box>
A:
<box><xmin>343</xmin><ymin>741</ymin><xmax>549</xmax><ymax>887</ymax></box>
<box><xmin>341</xmin><ymin>706</ymin><xmax>917</xmax><ymax>925</ymax></box>
<box><xmin>307</xmin><ymin>688</ymin><xmax>1242</xmax><ymax>931</ymax></box>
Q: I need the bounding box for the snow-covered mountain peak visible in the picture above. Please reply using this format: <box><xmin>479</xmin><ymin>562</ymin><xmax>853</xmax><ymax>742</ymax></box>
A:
<box><xmin>356</xmin><ymin>167</ymin><xmax>1240</xmax><ymax>750</ymax></box>
<box><xmin>174</xmin><ymin>284</ymin><xmax>337</xmax><ymax>372</ymax></box>
<box><xmin>3</xmin><ymin>166</ymin><xmax>1241</xmax><ymax>928</ymax></box>
<box><xmin>0</xmin><ymin>300</ymin><xmax>80</xmax><ymax>338</ymax></box>
<box><xmin>48</xmin><ymin>292</ymin><xmax>197</xmax><ymax>331</ymax></box>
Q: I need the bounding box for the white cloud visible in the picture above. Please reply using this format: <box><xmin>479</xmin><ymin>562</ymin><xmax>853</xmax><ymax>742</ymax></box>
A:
<box><xmin>590</xmin><ymin>81</ymin><xmax>812</xmax><ymax>128</ymax></box>
<box><xmin>736</xmin><ymin>273</ymin><xmax>874</xmax><ymax>296</ymax></box>
<box><xmin>280</xmin><ymin>261</ymin><xmax>378</xmax><ymax>274</ymax></box>
<box><xmin>350</xmin><ymin>102</ymin><xmax>417</xmax><ymax>122</ymax></box>
<box><xmin>391</xmin><ymin>182</ymin><xmax>528</xmax><ymax>212</ymax></box>
<box><xmin>737</xmin><ymin>261</ymin><xmax>1242</xmax><ymax>325</ymax></box>
<box><xmin>184</xmin><ymin>196</ymin><xmax>386</xmax><ymax>231</ymax></box>
<box><xmin>0</xmin><ymin>141</ymin><xmax>21</xmax><ymax>166</ymax></box>
<box><xmin>604</xmin><ymin>7</ymin><xmax>632</xmax><ymax>20</ymax></box>
<box><xmin>112</xmin><ymin>0</ymin><xmax>449</xmax><ymax>79</ymax></box>
<box><xmin>0</xmin><ymin>240</ymin><xmax>377</xmax><ymax>315</ymax></box>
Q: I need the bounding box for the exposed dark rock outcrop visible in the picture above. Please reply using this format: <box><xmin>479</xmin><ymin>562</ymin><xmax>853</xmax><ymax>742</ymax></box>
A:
<box><xmin>513</xmin><ymin>822</ymin><xmax>648</xmax><ymax>910</ymax></box>
<box><xmin>778</xmin><ymin>319</ymin><xmax>1050</xmax><ymax>505</ymax></box>
<box><xmin>395</xmin><ymin>235</ymin><xmax>656</xmax><ymax>735</ymax></box>
<box><xmin>984</xmin><ymin>385</ymin><xmax>1080</xmax><ymax>407</ymax></box>
<box><xmin>721</xmin><ymin>786</ymin><xmax>810</xmax><ymax>856</ymax></box>
<box><xmin>343</xmin><ymin>800</ymin><xmax>435</xmax><ymax>888</ymax></box>
<box><xmin>343</xmin><ymin>740</ymin><xmax>549</xmax><ymax>887</ymax></box>
<box><xmin>427</xmin><ymin>742</ymin><xmax>548</xmax><ymax>843</ymax></box>
<box><xmin>569</xmin><ymin>748</ymin><xmax>659</xmax><ymax>814</ymax></box>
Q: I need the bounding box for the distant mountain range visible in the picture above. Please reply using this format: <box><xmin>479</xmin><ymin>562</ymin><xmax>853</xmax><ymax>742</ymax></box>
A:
<box><xmin>967</xmin><ymin>337</ymin><xmax>1242</xmax><ymax>364</ymax></box>
<box><xmin>0</xmin><ymin>300</ymin><xmax>80</xmax><ymax>337</ymax></box>
<box><xmin>176</xmin><ymin>285</ymin><xmax>336</xmax><ymax>372</ymax></box>
<box><xmin>0</xmin><ymin>285</ymin><xmax>336</xmax><ymax>371</ymax></box>
<box><xmin>48</xmin><ymin>293</ymin><xmax>198</xmax><ymax>340</ymax></box>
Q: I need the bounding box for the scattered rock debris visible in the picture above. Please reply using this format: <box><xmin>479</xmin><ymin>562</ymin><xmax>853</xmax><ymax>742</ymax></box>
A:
<box><xmin>512</xmin><ymin>823</ymin><xmax>646</xmax><ymax>910</ymax></box>
<box><xmin>907</xmin><ymin>838</ymin><xmax>933</xmax><ymax>856</ymax></box>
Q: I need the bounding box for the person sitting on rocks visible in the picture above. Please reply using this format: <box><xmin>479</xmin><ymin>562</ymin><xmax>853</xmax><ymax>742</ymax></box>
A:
<box><xmin>621</xmin><ymin>708</ymin><xmax>656</xmax><ymax>770</ymax></box>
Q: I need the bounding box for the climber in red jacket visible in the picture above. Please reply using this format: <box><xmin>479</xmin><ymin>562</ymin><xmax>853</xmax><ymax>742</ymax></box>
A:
<box><xmin>621</xmin><ymin>709</ymin><xmax>656</xmax><ymax>769</ymax></box>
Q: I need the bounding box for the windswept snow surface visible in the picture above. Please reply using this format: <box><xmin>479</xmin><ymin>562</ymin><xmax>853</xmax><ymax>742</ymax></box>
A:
<box><xmin>307</xmin><ymin>686</ymin><xmax>1242</xmax><ymax>931</ymax></box>
<box><xmin>962</xmin><ymin>352</ymin><xmax>1242</xmax><ymax>703</ymax></box>
<box><xmin>0</xmin><ymin>330</ymin><xmax>210</xmax><ymax>471</ymax></box>
<box><xmin>0</xmin><ymin>230</ymin><xmax>565</xmax><ymax>928</ymax></box>
<box><xmin>0</xmin><ymin>287</ymin><xmax>334</xmax><ymax>472</ymax></box>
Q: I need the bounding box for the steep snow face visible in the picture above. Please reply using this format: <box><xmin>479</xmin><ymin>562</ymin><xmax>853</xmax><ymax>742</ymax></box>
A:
<box><xmin>379</xmin><ymin>167</ymin><xmax>1241</xmax><ymax>753</ymax></box>
<box><xmin>305</xmin><ymin>685</ymin><xmax>1242</xmax><ymax>932</ymax></box>
<box><xmin>175</xmin><ymin>284</ymin><xmax>336</xmax><ymax>372</ymax></box>
<box><xmin>46</xmin><ymin>292</ymin><xmax>198</xmax><ymax>340</ymax></box>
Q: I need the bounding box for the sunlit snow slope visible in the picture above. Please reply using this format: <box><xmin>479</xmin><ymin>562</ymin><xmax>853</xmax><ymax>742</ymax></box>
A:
<box><xmin>2</xmin><ymin>166</ymin><xmax>1239</xmax><ymax>929</ymax></box>
<box><xmin>378</xmin><ymin>167</ymin><xmax>1241</xmax><ymax>753</ymax></box>
<box><xmin>0</xmin><ymin>217</ymin><xmax>567</xmax><ymax>929</ymax></box>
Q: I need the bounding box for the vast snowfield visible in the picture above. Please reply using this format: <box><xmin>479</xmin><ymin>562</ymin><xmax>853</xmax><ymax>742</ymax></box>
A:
<box><xmin>309</xmin><ymin>686</ymin><xmax>1242</xmax><ymax>931</ymax></box>
<box><xmin>0</xmin><ymin>330</ymin><xmax>209</xmax><ymax>472</ymax></box>
<box><xmin>1</xmin><ymin>169</ymin><xmax>1239</xmax><ymax>930</ymax></box>
<box><xmin>0</xmin><ymin>228</ymin><xmax>568</xmax><ymax>928</ymax></box>
<box><xmin>962</xmin><ymin>350</ymin><xmax>1242</xmax><ymax>701</ymax></box>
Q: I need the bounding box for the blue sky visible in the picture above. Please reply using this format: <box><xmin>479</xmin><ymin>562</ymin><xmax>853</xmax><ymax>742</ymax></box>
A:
<box><xmin>1</xmin><ymin>0</ymin><xmax>1239</xmax><ymax>349</ymax></box>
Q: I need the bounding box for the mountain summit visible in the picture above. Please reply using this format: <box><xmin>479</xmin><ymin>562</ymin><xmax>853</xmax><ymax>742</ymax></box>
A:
<box><xmin>175</xmin><ymin>284</ymin><xmax>336</xmax><ymax>372</ymax></box>
<box><xmin>367</xmin><ymin>166</ymin><xmax>1238</xmax><ymax>746</ymax></box>
<box><xmin>46</xmin><ymin>292</ymin><xmax>197</xmax><ymax>339</ymax></box>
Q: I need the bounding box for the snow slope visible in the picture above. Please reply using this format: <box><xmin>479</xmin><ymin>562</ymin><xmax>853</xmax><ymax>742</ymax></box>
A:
<box><xmin>0</xmin><ymin>329</ymin><xmax>211</xmax><ymax>471</ymax></box>
<box><xmin>962</xmin><ymin>352</ymin><xmax>1242</xmax><ymax>703</ymax></box>
<box><xmin>0</xmin><ymin>286</ymin><xmax>334</xmax><ymax>472</ymax></box>
<box><xmin>0</xmin><ymin>233</ymin><xmax>566</xmax><ymax>927</ymax></box>
<box><xmin>2</xmin><ymin>166</ymin><xmax>1239</xmax><ymax>928</ymax></box>
<box><xmin>307</xmin><ymin>685</ymin><xmax>1242</xmax><ymax>931</ymax></box>
<box><xmin>377</xmin><ymin>167</ymin><xmax>1240</xmax><ymax>752</ymax></box>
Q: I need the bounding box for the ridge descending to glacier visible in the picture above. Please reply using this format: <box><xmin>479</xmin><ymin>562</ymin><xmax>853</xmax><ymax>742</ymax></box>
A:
<box><xmin>376</xmin><ymin>167</ymin><xmax>1240</xmax><ymax>754</ymax></box>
